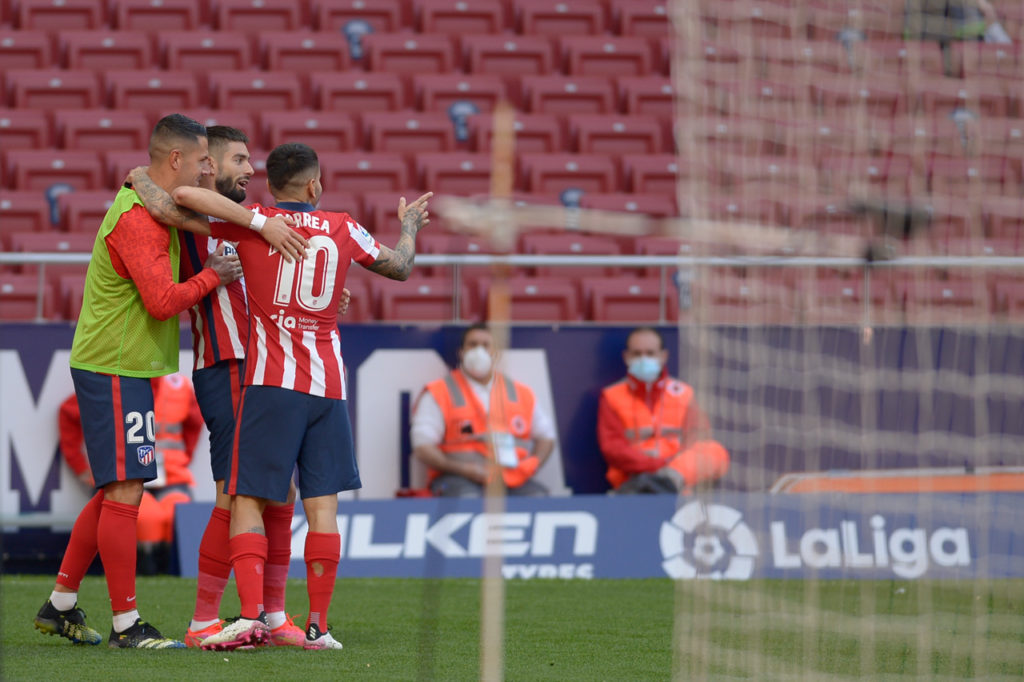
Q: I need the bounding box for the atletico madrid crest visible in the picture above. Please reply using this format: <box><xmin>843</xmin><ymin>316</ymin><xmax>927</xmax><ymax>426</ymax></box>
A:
<box><xmin>137</xmin><ymin>445</ymin><xmax>155</xmax><ymax>466</ymax></box>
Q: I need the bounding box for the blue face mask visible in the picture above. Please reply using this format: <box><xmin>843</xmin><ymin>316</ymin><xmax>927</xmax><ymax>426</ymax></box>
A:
<box><xmin>628</xmin><ymin>356</ymin><xmax>662</xmax><ymax>383</ymax></box>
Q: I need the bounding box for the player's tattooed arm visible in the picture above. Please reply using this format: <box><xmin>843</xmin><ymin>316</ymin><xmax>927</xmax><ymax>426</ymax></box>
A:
<box><xmin>126</xmin><ymin>166</ymin><xmax>212</xmax><ymax>236</ymax></box>
<box><xmin>367</xmin><ymin>192</ymin><xmax>432</xmax><ymax>281</ymax></box>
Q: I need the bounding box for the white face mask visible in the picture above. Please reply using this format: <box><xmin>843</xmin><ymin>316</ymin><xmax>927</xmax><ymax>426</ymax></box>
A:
<box><xmin>462</xmin><ymin>345</ymin><xmax>493</xmax><ymax>379</ymax></box>
<box><xmin>628</xmin><ymin>356</ymin><xmax>662</xmax><ymax>383</ymax></box>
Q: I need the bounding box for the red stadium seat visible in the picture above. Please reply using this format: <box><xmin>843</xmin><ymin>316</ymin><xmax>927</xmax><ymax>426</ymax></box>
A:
<box><xmin>798</xmin><ymin>270</ymin><xmax>872</xmax><ymax>324</ymax></box>
<box><xmin>914</xmin><ymin>75</ymin><xmax>1011</xmax><ymax>118</ymax></box>
<box><xmin>363</xmin><ymin>32</ymin><xmax>456</xmax><ymax>73</ymax></box>
<box><xmin>479</xmin><ymin>276</ymin><xmax>581</xmax><ymax>322</ymax></box>
<box><xmin>515</xmin><ymin>0</ymin><xmax>606</xmax><ymax>35</ymax></box>
<box><xmin>313</xmin><ymin>0</ymin><xmax>406</xmax><ymax>32</ymax></box>
<box><xmin>463</xmin><ymin>34</ymin><xmax>555</xmax><ymax>76</ymax></box>
<box><xmin>617</xmin><ymin>76</ymin><xmax>674</xmax><ymax>117</ymax></box>
<box><xmin>17</xmin><ymin>0</ymin><xmax>104</xmax><ymax>29</ymax></box>
<box><xmin>559</xmin><ymin>36</ymin><xmax>652</xmax><ymax>77</ymax></box>
<box><xmin>584</xmin><ymin>276</ymin><xmax>677</xmax><ymax>322</ymax></box>
<box><xmin>806</xmin><ymin>2</ymin><xmax>902</xmax><ymax>41</ymax></box>
<box><xmin>360</xmin><ymin>189</ymin><xmax>421</xmax><ymax>232</ymax></box>
<box><xmin>214</xmin><ymin>0</ymin><xmax>302</xmax><ymax>31</ymax></box>
<box><xmin>952</xmin><ymin>41</ymin><xmax>1021</xmax><ymax>78</ymax></box>
<box><xmin>6</xmin><ymin>69</ymin><xmax>102</xmax><ymax>109</ymax></box>
<box><xmin>756</xmin><ymin>37</ymin><xmax>859</xmax><ymax>76</ymax></box>
<box><xmin>0</xmin><ymin>189</ymin><xmax>51</xmax><ymax>232</ymax></box>
<box><xmin>519</xmin><ymin>152</ymin><xmax>618</xmax><ymax>194</ymax></box>
<box><xmin>415</xmin><ymin>73</ymin><xmax>509</xmax><ymax>113</ymax></box>
<box><xmin>104</xmin><ymin>149</ymin><xmax>151</xmax><ymax>188</ymax></box>
<box><xmin>57</xmin><ymin>273</ymin><xmax>87</xmax><ymax>321</ymax></box>
<box><xmin>993</xmin><ymin>278</ymin><xmax>1024</xmax><ymax>318</ymax></box>
<box><xmin>317</xmin><ymin>152</ymin><xmax>411</xmax><ymax>193</ymax></box>
<box><xmin>818</xmin><ymin>154</ymin><xmax>914</xmax><ymax>197</ymax></box>
<box><xmin>978</xmin><ymin>118</ymin><xmax>1024</xmax><ymax>162</ymax></box>
<box><xmin>5</xmin><ymin>150</ymin><xmax>104</xmax><ymax>191</ymax></box>
<box><xmin>0</xmin><ymin>274</ymin><xmax>55</xmax><ymax>321</ymax></box>
<box><xmin>0</xmin><ymin>110</ymin><xmax>53</xmax><ymax>149</ymax></box>
<box><xmin>169</xmin><ymin>109</ymin><xmax>259</xmax><ymax>145</ymax></box>
<box><xmin>691</xmin><ymin>269</ymin><xmax>795</xmax><ymax>324</ymax></box>
<box><xmin>365</xmin><ymin>112</ymin><xmax>456</xmax><ymax>153</ymax></box>
<box><xmin>375</xmin><ymin>275</ymin><xmax>473</xmax><ymax>321</ymax></box>
<box><xmin>862</xmin><ymin>39</ymin><xmax>945</xmax><ymax>76</ymax></box>
<box><xmin>416</xmin><ymin>152</ymin><xmax>493</xmax><ymax>196</ymax></box>
<box><xmin>703</xmin><ymin>0</ymin><xmax>799</xmax><ymax>40</ymax></box>
<box><xmin>522</xmin><ymin>75</ymin><xmax>616</xmax><ymax>114</ymax></box>
<box><xmin>468</xmin><ymin>112</ymin><xmax>564</xmax><ymax>154</ymax></box>
<box><xmin>612</xmin><ymin>0</ymin><xmax>670</xmax><ymax>36</ymax></box>
<box><xmin>520</xmin><ymin>232</ymin><xmax>622</xmax><ymax>277</ymax></box>
<box><xmin>985</xmin><ymin>196</ymin><xmax>1024</xmax><ymax>242</ymax></box>
<box><xmin>631</xmin><ymin>235</ymin><xmax>694</xmax><ymax>278</ymax></box>
<box><xmin>337</xmin><ymin>276</ymin><xmax>373</xmax><ymax>323</ymax></box>
<box><xmin>580</xmin><ymin>192</ymin><xmax>676</xmax><ymax>217</ymax></box>
<box><xmin>894</xmin><ymin>273</ymin><xmax>989</xmax><ymax>323</ymax></box>
<box><xmin>415</xmin><ymin>0</ymin><xmax>506</xmax><ymax>33</ymax></box>
<box><xmin>107</xmin><ymin>70</ymin><xmax>203</xmax><ymax>111</ymax></box>
<box><xmin>312</xmin><ymin>72</ymin><xmax>408</xmax><ymax>112</ymax></box>
<box><xmin>260</xmin><ymin>111</ymin><xmax>358</xmax><ymax>152</ymax></box>
<box><xmin>688</xmin><ymin>117</ymin><xmax>773</xmax><ymax>157</ymax></box>
<box><xmin>704</xmin><ymin>196</ymin><xmax>785</xmax><ymax>226</ymax></box>
<box><xmin>0</xmin><ymin>191</ymin><xmax>51</xmax><ymax>249</ymax></box>
<box><xmin>621</xmin><ymin>154</ymin><xmax>682</xmax><ymax>194</ymax></box>
<box><xmin>928</xmin><ymin>157</ymin><xmax>1013</xmax><ymax>198</ymax></box>
<box><xmin>0</xmin><ymin>29</ymin><xmax>53</xmax><ymax>69</ymax></box>
<box><xmin>55</xmin><ymin>110</ymin><xmax>150</xmax><ymax>151</ymax></box>
<box><xmin>57</xmin><ymin>190</ymin><xmax>115</xmax><ymax>233</ymax></box>
<box><xmin>60</xmin><ymin>30</ymin><xmax>153</xmax><ymax>70</ymax></box>
<box><xmin>161</xmin><ymin>31</ymin><xmax>252</xmax><ymax>70</ymax></box>
<box><xmin>720</xmin><ymin>156</ymin><xmax>811</xmax><ymax>195</ymax></box>
<box><xmin>9</xmin><ymin>231</ymin><xmax>92</xmax><ymax>295</ymax></box>
<box><xmin>115</xmin><ymin>0</ymin><xmax>200</xmax><ymax>30</ymax></box>
<box><xmin>259</xmin><ymin>31</ymin><xmax>351</xmax><ymax>72</ymax></box>
<box><xmin>568</xmin><ymin>113</ymin><xmax>664</xmax><ymax>154</ymax></box>
<box><xmin>810</xmin><ymin>76</ymin><xmax>909</xmax><ymax>118</ymax></box>
<box><xmin>208</xmin><ymin>71</ymin><xmax>305</xmax><ymax>110</ymax></box>
<box><xmin>715</xmin><ymin>79</ymin><xmax>813</xmax><ymax>120</ymax></box>
<box><xmin>317</xmin><ymin>189</ymin><xmax>361</xmax><ymax>217</ymax></box>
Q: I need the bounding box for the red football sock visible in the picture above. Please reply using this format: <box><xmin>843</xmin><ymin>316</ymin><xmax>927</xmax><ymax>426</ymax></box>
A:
<box><xmin>193</xmin><ymin>506</ymin><xmax>232</xmax><ymax>622</ymax></box>
<box><xmin>229</xmin><ymin>532</ymin><xmax>268</xmax><ymax>620</ymax></box>
<box><xmin>303</xmin><ymin>532</ymin><xmax>340</xmax><ymax>631</ymax></box>
<box><xmin>97</xmin><ymin>499</ymin><xmax>140</xmax><ymax>611</ymax></box>
<box><xmin>262</xmin><ymin>503</ymin><xmax>294</xmax><ymax>615</ymax></box>
<box><xmin>56</xmin><ymin>490</ymin><xmax>104</xmax><ymax>592</ymax></box>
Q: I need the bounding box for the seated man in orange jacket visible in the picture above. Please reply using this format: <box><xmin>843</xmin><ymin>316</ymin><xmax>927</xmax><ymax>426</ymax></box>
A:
<box><xmin>59</xmin><ymin>373</ymin><xmax>203</xmax><ymax>573</ymax></box>
<box><xmin>598</xmin><ymin>326</ymin><xmax>730</xmax><ymax>494</ymax></box>
<box><xmin>411</xmin><ymin>323</ymin><xmax>556</xmax><ymax>497</ymax></box>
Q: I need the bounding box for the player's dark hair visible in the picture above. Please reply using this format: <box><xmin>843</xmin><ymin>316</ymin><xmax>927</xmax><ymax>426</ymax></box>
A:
<box><xmin>460</xmin><ymin>322</ymin><xmax>491</xmax><ymax>348</ymax></box>
<box><xmin>149</xmin><ymin>113</ymin><xmax>206</xmax><ymax>158</ymax></box>
<box><xmin>266</xmin><ymin>143</ymin><xmax>319</xmax><ymax>191</ymax></box>
<box><xmin>626</xmin><ymin>326</ymin><xmax>665</xmax><ymax>350</ymax></box>
<box><xmin>207</xmin><ymin>125</ymin><xmax>249</xmax><ymax>154</ymax></box>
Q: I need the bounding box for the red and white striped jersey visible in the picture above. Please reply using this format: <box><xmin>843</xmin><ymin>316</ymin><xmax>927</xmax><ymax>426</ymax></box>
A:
<box><xmin>210</xmin><ymin>202</ymin><xmax>380</xmax><ymax>399</ymax></box>
<box><xmin>180</xmin><ymin>223</ymin><xmax>249</xmax><ymax>371</ymax></box>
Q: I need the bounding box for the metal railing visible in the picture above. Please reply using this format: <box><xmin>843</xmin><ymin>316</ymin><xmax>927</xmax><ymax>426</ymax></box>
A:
<box><xmin>3</xmin><ymin>251</ymin><xmax>1023</xmax><ymax>324</ymax></box>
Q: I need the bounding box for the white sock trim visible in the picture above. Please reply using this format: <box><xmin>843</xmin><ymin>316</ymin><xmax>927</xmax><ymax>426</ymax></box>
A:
<box><xmin>50</xmin><ymin>590</ymin><xmax>77</xmax><ymax>612</ymax></box>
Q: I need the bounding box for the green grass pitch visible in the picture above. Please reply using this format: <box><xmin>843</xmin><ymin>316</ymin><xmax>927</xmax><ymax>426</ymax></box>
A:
<box><xmin>1</xmin><ymin>575</ymin><xmax>1022</xmax><ymax>680</ymax></box>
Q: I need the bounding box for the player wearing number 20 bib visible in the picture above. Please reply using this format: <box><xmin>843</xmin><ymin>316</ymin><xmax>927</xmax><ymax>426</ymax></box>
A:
<box><xmin>206</xmin><ymin>202</ymin><xmax>379</xmax><ymax>501</ymax></box>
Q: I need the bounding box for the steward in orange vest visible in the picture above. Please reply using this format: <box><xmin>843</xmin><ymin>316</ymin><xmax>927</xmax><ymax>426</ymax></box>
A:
<box><xmin>411</xmin><ymin>324</ymin><xmax>555</xmax><ymax>497</ymax></box>
<box><xmin>597</xmin><ymin>327</ymin><xmax>729</xmax><ymax>494</ymax></box>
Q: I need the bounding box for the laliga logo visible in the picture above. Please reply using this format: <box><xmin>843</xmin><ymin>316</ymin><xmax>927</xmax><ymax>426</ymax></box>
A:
<box><xmin>660</xmin><ymin>501</ymin><xmax>758</xmax><ymax>580</ymax></box>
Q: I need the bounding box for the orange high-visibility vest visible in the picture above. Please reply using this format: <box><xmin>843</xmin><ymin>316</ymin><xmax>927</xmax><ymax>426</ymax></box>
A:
<box><xmin>424</xmin><ymin>370</ymin><xmax>538</xmax><ymax>488</ymax></box>
<box><xmin>150</xmin><ymin>373</ymin><xmax>196</xmax><ymax>488</ymax></box>
<box><xmin>601</xmin><ymin>378</ymin><xmax>694</xmax><ymax>489</ymax></box>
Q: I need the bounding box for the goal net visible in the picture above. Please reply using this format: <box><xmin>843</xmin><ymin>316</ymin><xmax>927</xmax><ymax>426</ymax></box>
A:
<box><xmin>667</xmin><ymin>0</ymin><xmax>1024</xmax><ymax>677</ymax></box>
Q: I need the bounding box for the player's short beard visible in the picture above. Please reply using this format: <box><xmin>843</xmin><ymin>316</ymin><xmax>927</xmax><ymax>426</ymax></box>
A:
<box><xmin>216</xmin><ymin>175</ymin><xmax>246</xmax><ymax>203</ymax></box>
